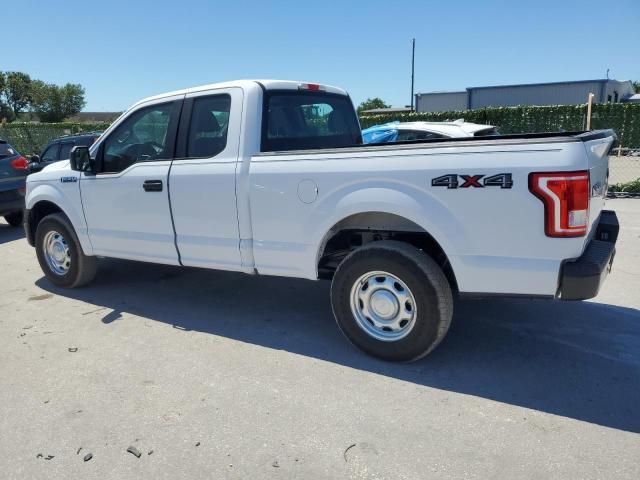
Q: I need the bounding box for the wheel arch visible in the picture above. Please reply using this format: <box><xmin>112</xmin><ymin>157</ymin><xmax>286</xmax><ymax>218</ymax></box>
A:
<box><xmin>315</xmin><ymin>210</ymin><xmax>458</xmax><ymax>291</ymax></box>
<box><xmin>26</xmin><ymin>185</ymin><xmax>92</xmax><ymax>254</ymax></box>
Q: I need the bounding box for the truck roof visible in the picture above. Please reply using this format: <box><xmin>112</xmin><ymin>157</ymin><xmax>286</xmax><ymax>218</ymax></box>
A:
<box><xmin>129</xmin><ymin>80</ymin><xmax>348</xmax><ymax>111</ymax></box>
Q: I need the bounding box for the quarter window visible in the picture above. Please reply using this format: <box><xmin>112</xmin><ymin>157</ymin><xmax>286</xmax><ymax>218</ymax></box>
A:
<box><xmin>102</xmin><ymin>102</ymin><xmax>174</xmax><ymax>173</ymax></box>
<box><xmin>186</xmin><ymin>95</ymin><xmax>231</xmax><ymax>158</ymax></box>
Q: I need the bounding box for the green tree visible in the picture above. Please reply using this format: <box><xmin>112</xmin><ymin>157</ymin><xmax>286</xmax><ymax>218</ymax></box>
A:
<box><xmin>4</xmin><ymin>71</ymin><xmax>32</xmax><ymax>116</ymax></box>
<box><xmin>32</xmin><ymin>82</ymin><xmax>86</xmax><ymax>122</ymax></box>
<box><xmin>0</xmin><ymin>72</ymin><xmax>15</xmax><ymax>122</ymax></box>
<box><xmin>357</xmin><ymin>97</ymin><xmax>391</xmax><ymax>114</ymax></box>
<box><xmin>633</xmin><ymin>81</ymin><xmax>640</xmax><ymax>93</ymax></box>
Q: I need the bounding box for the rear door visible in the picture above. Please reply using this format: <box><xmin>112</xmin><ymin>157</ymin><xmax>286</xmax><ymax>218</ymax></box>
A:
<box><xmin>169</xmin><ymin>87</ymin><xmax>243</xmax><ymax>270</ymax></box>
<box><xmin>79</xmin><ymin>96</ymin><xmax>183</xmax><ymax>264</ymax></box>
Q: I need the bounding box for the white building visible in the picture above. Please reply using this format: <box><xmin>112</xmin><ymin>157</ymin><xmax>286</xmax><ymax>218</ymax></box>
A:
<box><xmin>415</xmin><ymin>79</ymin><xmax>636</xmax><ymax>113</ymax></box>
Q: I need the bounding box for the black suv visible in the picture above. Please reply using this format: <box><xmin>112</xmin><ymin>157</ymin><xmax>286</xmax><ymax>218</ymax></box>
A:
<box><xmin>30</xmin><ymin>132</ymin><xmax>102</xmax><ymax>173</ymax></box>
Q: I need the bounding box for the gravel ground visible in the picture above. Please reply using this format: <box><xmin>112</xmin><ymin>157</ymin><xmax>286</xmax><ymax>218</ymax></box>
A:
<box><xmin>0</xmin><ymin>199</ymin><xmax>639</xmax><ymax>480</ymax></box>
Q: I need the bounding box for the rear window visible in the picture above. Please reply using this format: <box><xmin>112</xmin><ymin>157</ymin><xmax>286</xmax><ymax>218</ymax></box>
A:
<box><xmin>261</xmin><ymin>91</ymin><xmax>361</xmax><ymax>152</ymax></box>
<box><xmin>0</xmin><ymin>142</ymin><xmax>18</xmax><ymax>159</ymax></box>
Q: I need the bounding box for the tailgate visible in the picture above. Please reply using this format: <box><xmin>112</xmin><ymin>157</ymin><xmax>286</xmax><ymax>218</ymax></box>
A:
<box><xmin>579</xmin><ymin>130</ymin><xmax>616</xmax><ymax>235</ymax></box>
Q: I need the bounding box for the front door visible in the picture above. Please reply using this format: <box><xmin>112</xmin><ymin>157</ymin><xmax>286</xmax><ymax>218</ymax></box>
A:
<box><xmin>80</xmin><ymin>96</ymin><xmax>183</xmax><ymax>265</ymax></box>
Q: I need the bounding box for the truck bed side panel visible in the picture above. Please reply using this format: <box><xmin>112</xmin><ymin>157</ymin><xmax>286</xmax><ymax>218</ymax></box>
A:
<box><xmin>249</xmin><ymin>140</ymin><xmax>594</xmax><ymax>296</ymax></box>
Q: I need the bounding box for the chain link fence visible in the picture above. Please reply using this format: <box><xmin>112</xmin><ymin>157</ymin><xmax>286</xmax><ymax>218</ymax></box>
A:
<box><xmin>609</xmin><ymin>150</ymin><xmax>640</xmax><ymax>184</ymax></box>
<box><xmin>608</xmin><ymin>148</ymin><xmax>640</xmax><ymax>197</ymax></box>
<box><xmin>0</xmin><ymin>122</ymin><xmax>111</xmax><ymax>155</ymax></box>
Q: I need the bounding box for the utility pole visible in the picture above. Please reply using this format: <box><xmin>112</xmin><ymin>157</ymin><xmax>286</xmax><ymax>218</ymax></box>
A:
<box><xmin>410</xmin><ymin>38</ymin><xmax>416</xmax><ymax>112</ymax></box>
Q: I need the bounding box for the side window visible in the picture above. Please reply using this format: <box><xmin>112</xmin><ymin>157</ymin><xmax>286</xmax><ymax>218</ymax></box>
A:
<box><xmin>101</xmin><ymin>102</ymin><xmax>174</xmax><ymax>173</ymax></box>
<box><xmin>396</xmin><ymin>130</ymin><xmax>445</xmax><ymax>141</ymax></box>
<box><xmin>41</xmin><ymin>144</ymin><xmax>60</xmax><ymax>162</ymax></box>
<box><xmin>59</xmin><ymin>142</ymin><xmax>74</xmax><ymax>160</ymax></box>
<box><xmin>186</xmin><ymin>95</ymin><xmax>231</xmax><ymax>158</ymax></box>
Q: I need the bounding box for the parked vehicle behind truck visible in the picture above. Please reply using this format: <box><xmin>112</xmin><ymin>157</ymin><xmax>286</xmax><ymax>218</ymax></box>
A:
<box><xmin>24</xmin><ymin>80</ymin><xmax>619</xmax><ymax>361</ymax></box>
<box><xmin>362</xmin><ymin>119</ymin><xmax>498</xmax><ymax>143</ymax></box>
<box><xmin>0</xmin><ymin>139</ymin><xmax>29</xmax><ymax>227</ymax></box>
<box><xmin>29</xmin><ymin>132</ymin><xmax>102</xmax><ymax>174</ymax></box>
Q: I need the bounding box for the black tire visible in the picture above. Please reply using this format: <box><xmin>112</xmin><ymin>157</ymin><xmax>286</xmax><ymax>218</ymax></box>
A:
<box><xmin>331</xmin><ymin>240</ymin><xmax>453</xmax><ymax>362</ymax></box>
<box><xmin>4</xmin><ymin>211</ymin><xmax>23</xmax><ymax>227</ymax></box>
<box><xmin>35</xmin><ymin>213</ymin><xmax>97</xmax><ymax>288</ymax></box>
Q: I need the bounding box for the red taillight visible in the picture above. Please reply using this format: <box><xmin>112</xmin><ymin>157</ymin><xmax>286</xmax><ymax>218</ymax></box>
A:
<box><xmin>10</xmin><ymin>156</ymin><xmax>29</xmax><ymax>170</ymax></box>
<box><xmin>529</xmin><ymin>171</ymin><xmax>590</xmax><ymax>237</ymax></box>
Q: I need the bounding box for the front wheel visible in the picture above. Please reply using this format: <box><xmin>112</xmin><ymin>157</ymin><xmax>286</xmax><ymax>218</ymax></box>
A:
<box><xmin>35</xmin><ymin>213</ymin><xmax>97</xmax><ymax>288</ymax></box>
<box><xmin>330</xmin><ymin>241</ymin><xmax>453</xmax><ymax>362</ymax></box>
<box><xmin>4</xmin><ymin>211</ymin><xmax>23</xmax><ymax>227</ymax></box>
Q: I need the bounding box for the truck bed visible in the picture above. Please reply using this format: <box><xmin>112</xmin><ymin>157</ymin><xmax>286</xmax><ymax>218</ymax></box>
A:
<box><xmin>249</xmin><ymin>129</ymin><xmax>616</xmax><ymax>297</ymax></box>
<box><xmin>254</xmin><ymin>130</ymin><xmax>616</xmax><ymax>156</ymax></box>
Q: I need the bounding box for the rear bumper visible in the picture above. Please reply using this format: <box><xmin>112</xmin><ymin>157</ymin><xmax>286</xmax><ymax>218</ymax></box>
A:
<box><xmin>558</xmin><ymin>210</ymin><xmax>619</xmax><ymax>300</ymax></box>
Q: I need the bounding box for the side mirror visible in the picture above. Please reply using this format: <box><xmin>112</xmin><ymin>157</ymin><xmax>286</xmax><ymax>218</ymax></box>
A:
<box><xmin>30</xmin><ymin>154</ymin><xmax>40</xmax><ymax>163</ymax></box>
<box><xmin>69</xmin><ymin>146</ymin><xmax>96</xmax><ymax>174</ymax></box>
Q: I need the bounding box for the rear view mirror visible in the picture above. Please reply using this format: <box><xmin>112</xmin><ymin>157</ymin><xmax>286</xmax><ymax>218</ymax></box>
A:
<box><xmin>30</xmin><ymin>154</ymin><xmax>40</xmax><ymax>163</ymax></box>
<box><xmin>69</xmin><ymin>146</ymin><xmax>96</xmax><ymax>174</ymax></box>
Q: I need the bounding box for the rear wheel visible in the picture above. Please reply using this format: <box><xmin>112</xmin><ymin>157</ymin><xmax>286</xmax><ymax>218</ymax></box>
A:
<box><xmin>4</xmin><ymin>211</ymin><xmax>23</xmax><ymax>227</ymax></box>
<box><xmin>330</xmin><ymin>241</ymin><xmax>453</xmax><ymax>362</ymax></box>
<box><xmin>35</xmin><ymin>213</ymin><xmax>97</xmax><ymax>288</ymax></box>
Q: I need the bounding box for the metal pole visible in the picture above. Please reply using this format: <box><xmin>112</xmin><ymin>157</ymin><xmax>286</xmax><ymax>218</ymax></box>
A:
<box><xmin>586</xmin><ymin>92</ymin><xmax>594</xmax><ymax>130</ymax></box>
<box><xmin>410</xmin><ymin>38</ymin><xmax>415</xmax><ymax>112</ymax></box>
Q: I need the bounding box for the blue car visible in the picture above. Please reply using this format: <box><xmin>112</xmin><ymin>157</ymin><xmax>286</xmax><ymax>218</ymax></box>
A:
<box><xmin>0</xmin><ymin>139</ymin><xmax>28</xmax><ymax>227</ymax></box>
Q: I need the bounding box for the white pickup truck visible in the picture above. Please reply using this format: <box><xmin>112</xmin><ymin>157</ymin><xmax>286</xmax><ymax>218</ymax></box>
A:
<box><xmin>25</xmin><ymin>80</ymin><xmax>619</xmax><ymax>361</ymax></box>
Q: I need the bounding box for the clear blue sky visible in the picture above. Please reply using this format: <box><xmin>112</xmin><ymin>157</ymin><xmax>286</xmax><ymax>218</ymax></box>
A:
<box><xmin>6</xmin><ymin>0</ymin><xmax>639</xmax><ymax>111</ymax></box>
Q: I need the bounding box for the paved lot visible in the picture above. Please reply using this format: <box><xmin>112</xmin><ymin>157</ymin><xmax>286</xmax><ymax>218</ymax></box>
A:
<box><xmin>1</xmin><ymin>200</ymin><xmax>639</xmax><ymax>480</ymax></box>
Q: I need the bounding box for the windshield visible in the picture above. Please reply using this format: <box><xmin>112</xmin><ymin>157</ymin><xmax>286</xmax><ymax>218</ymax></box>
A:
<box><xmin>261</xmin><ymin>91</ymin><xmax>362</xmax><ymax>152</ymax></box>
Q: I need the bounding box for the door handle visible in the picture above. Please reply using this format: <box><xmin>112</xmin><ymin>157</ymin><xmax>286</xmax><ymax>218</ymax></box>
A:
<box><xmin>143</xmin><ymin>180</ymin><xmax>163</xmax><ymax>192</ymax></box>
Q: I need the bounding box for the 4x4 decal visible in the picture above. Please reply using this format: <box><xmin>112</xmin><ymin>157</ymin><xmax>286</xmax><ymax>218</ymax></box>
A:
<box><xmin>432</xmin><ymin>173</ymin><xmax>513</xmax><ymax>189</ymax></box>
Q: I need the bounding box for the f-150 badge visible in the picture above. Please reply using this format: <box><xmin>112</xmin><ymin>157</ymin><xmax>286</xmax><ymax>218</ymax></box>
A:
<box><xmin>431</xmin><ymin>173</ymin><xmax>513</xmax><ymax>189</ymax></box>
<box><xmin>60</xmin><ymin>176</ymin><xmax>78</xmax><ymax>183</ymax></box>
